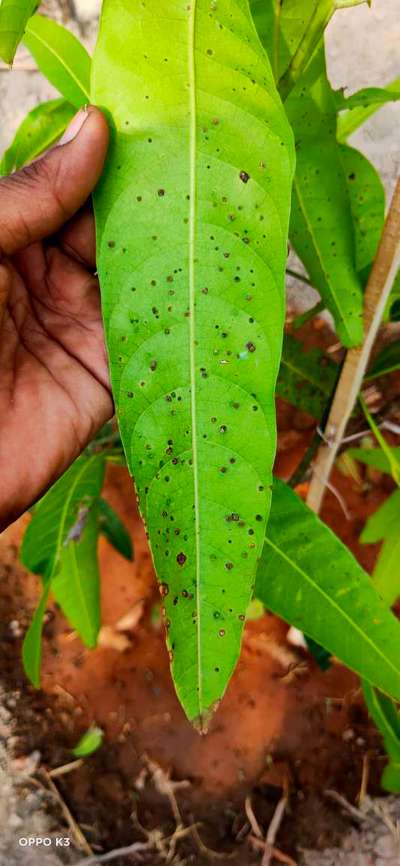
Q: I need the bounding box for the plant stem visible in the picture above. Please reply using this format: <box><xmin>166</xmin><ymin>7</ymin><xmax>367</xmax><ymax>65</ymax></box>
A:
<box><xmin>306</xmin><ymin>178</ymin><xmax>400</xmax><ymax>514</ymax></box>
<box><xmin>292</xmin><ymin>300</ymin><xmax>325</xmax><ymax>331</ymax></box>
<box><xmin>286</xmin><ymin>267</ymin><xmax>312</xmax><ymax>286</ymax></box>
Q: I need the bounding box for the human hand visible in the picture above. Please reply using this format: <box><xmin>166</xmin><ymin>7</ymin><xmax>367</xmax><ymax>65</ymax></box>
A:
<box><xmin>0</xmin><ymin>107</ymin><xmax>112</xmax><ymax>531</ymax></box>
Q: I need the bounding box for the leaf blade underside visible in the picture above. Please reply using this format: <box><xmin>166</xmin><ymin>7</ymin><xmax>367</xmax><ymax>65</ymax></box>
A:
<box><xmin>93</xmin><ymin>0</ymin><xmax>294</xmax><ymax>726</ymax></box>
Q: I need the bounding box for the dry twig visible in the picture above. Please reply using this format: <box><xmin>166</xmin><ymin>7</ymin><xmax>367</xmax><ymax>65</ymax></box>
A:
<box><xmin>40</xmin><ymin>768</ymin><xmax>93</xmax><ymax>856</ymax></box>
<box><xmin>307</xmin><ymin>178</ymin><xmax>400</xmax><ymax>513</ymax></box>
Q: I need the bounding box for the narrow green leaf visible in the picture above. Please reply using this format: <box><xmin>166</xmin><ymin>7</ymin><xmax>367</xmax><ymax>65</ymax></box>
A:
<box><xmin>277</xmin><ymin>333</ymin><xmax>337</xmax><ymax>419</ymax></box>
<box><xmin>72</xmin><ymin>726</ymin><xmax>103</xmax><ymax>758</ymax></box>
<box><xmin>337</xmin><ymin>77</ymin><xmax>400</xmax><ymax>142</ymax></box>
<box><xmin>0</xmin><ymin>0</ymin><xmax>38</xmax><ymax>64</ymax></box>
<box><xmin>339</xmin><ymin>144</ymin><xmax>385</xmax><ymax>275</ymax></box>
<box><xmin>98</xmin><ymin>498</ymin><xmax>133</xmax><ymax>561</ymax></box>
<box><xmin>363</xmin><ymin>682</ymin><xmax>400</xmax><ymax>792</ymax></box>
<box><xmin>23</xmin><ymin>14</ymin><xmax>91</xmax><ymax>109</ymax></box>
<box><xmin>22</xmin><ymin>581</ymin><xmax>50</xmax><ymax>688</ymax></box>
<box><xmin>286</xmin><ymin>47</ymin><xmax>363</xmax><ymax>347</ymax></box>
<box><xmin>93</xmin><ymin>0</ymin><xmax>295</xmax><ymax>728</ymax></box>
<box><xmin>335</xmin><ymin>86</ymin><xmax>400</xmax><ymax>114</ymax></box>
<box><xmin>249</xmin><ymin>0</ymin><xmax>318</xmax><ymax>82</ymax></box>
<box><xmin>256</xmin><ymin>480</ymin><xmax>400</xmax><ymax>701</ymax></box>
<box><xmin>21</xmin><ymin>455</ymin><xmax>105</xmax><ymax>683</ymax></box>
<box><xmin>0</xmin><ymin>98</ymin><xmax>75</xmax><ymax>175</ymax></box>
<box><xmin>360</xmin><ymin>490</ymin><xmax>400</xmax><ymax>607</ymax></box>
<box><xmin>348</xmin><ymin>447</ymin><xmax>400</xmax><ymax>476</ymax></box>
<box><xmin>21</xmin><ymin>454</ymin><xmax>105</xmax><ymax>577</ymax></box>
<box><xmin>366</xmin><ymin>341</ymin><xmax>400</xmax><ymax>380</ymax></box>
<box><xmin>51</xmin><ymin>502</ymin><xmax>101</xmax><ymax>648</ymax></box>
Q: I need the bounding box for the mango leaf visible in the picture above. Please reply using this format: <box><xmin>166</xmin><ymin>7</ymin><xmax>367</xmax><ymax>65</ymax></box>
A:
<box><xmin>339</xmin><ymin>144</ymin><xmax>385</xmax><ymax>275</ymax></box>
<box><xmin>366</xmin><ymin>340</ymin><xmax>400</xmax><ymax>380</ymax></box>
<box><xmin>363</xmin><ymin>682</ymin><xmax>400</xmax><ymax>793</ymax></box>
<box><xmin>0</xmin><ymin>0</ymin><xmax>38</xmax><ymax>64</ymax></box>
<box><xmin>21</xmin><ymin>454</ymin><xmax>105</xmax><ymax>684</ymax></box>
<box><xmin>23</xmin><ymin>14</ymin><xmax>91</xmax><ymax>109</ymax></box>
<box><xmin>72</xmin><ymin>726</ymin><xmax>104</xmax><ymax>758</ymax></box>
<box><xmin>348</xmin><ymin>447</ymin><xmax>400</xmax><ymax>475</ymax></box>
<box><xmin>249</xmin><ymin>0</ymin><xmax>317</xmax><ymax>82</ymax></box>
<box><xmin>256</xmin><ymin>480</ymin><xmax>400</xmax><ymax>701</ymax></box>
<box><xmin>285</xmin><ymin>46</ymin><xmax>363</xmax><ymax>347</ymax></box>
<box><xmin>98</xmin><ymin>497</ymin><xmax>133</xmax><ymax>561</ymax></box>
<box><xmin>335</xmin><ymin>86</ymin><xmax>400</xmax><ymax>115</ymax></box>
<box><xmin>360</xmin><ymin>489</ymin><xmax>400</xmax><ymax>607</ymax></box>
<box><xmin>22</xmin><ymin>580</ymin><xmax>50</xmax><ymax>688</ymax></box>
<box><xmin>0</xmin><ymin>98</ymin><xmax>75</xmax><ymax>175</ymax></box>
<box><xmin>51</xmin><ymin>501</ymin><xmax>101</xmax><ymax>648</ymax></box>
<box><xmin>277</xmin><ymin>333</ymin><xmax>337</xmax><ymax>419</ymax></box>
<box><xmin>337</xmin><ymin>77</ymin><xmax>400</xmax><ymax>143</ymax></box>
<box><xmin>93</xmin><ymin>0</ymin><xmax>295</xmax><ymax>728</ymax></box>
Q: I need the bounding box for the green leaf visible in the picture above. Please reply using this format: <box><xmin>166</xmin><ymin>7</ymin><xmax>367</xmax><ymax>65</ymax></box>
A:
<box><xmin>98</xmin><ymin>497</ymin><xmax>133</xmax><ymax>561</ymax></box>
<box><xmin>93</xmin><ymin>0</ymin><xmax>295</xmax><ymax>728</ymax></box>
<box><xmin>363</xmin><ymin>682</ymin><xmax>400</xmax><ymax>793</ymax></box>
<box><xmin>286</xmin><ymin>47</ymin><xmax>363</xmax><ymax>347</ymax></box>
<box><xmin>23</xmin><ymin>14</ymin><xmax>91</xmax><ymax>109</ymax></box>
<box><xmin>337</xmin><ymin>77</ymin><xmax>400</xmax><ymax>142</ymax></box>
<box><xmin>21</xmin><ymin>454</ymin><xmax>105</xmax><ymax>684</ymax></box>
<box><xmin>360</xmin><ymin>490</ymin><xmax>400</xmax><ymax>607</ymax></box>
<box><xmin>22</xmin><ymin>581</ymin><xmax>50</xmax><ymax>689</ymax></box>
<box><xmin>51</xmin><ymin>501</ymin><xmax>101</xmax><ymax>648</ymax></box>
<box><xmin>348</xmin><ymin>447</ymin><xmax>400</xmax><ymax>476</ymax></box>
<box><xmin>72</xmin><ymin>726</ymin><xmax>103</xmax><ymax>758</ymax></box>
<box><xmin>366</xmin><ymin>341</ymin><xmax>400</xmax><ymax>380</ymax></box>
<box><xmin>249</xmin><ymin>0</ymin><xmax>318</xmax><ymax>82</ymax></box>
<box><xmin>0</xmin><ymin>98</ymin><xmax>75</xmax><ymax>175</ymax></box>
<box><xmin>338</xmin><ymin>144</ymin><xmax>385</xmax><ymax>275</ymax></box>
<box><xmin>335</xmin><ymin>86</ymin><xmax>400</xmax><ymax>114</ymax></box>
<box><xmin>0</xmin><ymin>0</ymin><xmax>38</xmax><ymax>64</ymax></box>
<box><xmin>277</xmin><ymin>333</ymin><xmax>337</xmax><ymax>419</ymax></box>
<box><xmin>256</xmin><ymin>480</ymin><xmax>400</xmax><ymax>701</ymax></box>
<box><xmin>21</xmin><ymin>454</ymin><xmax>105</xmax><ymax>577</ymax></box>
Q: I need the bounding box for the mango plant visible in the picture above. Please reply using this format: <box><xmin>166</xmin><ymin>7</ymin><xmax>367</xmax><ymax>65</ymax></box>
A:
<box><xmin>1</xmin><ymin>0</ymin><xmax>400</xmax><ymax>733</ymax></box>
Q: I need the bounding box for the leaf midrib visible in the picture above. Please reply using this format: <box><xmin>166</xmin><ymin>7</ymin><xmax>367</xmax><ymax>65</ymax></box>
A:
<box><xmin>188</xmin><ymin>0</ymin><xmax>202</xmax><ymax>719</ymax></box>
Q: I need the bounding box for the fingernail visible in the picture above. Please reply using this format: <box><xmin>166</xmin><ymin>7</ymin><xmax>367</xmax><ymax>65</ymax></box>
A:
<box><xmin>58</xmin><ymin>107</ymin><xmax>89</xmax><ymax>146</ymax></box>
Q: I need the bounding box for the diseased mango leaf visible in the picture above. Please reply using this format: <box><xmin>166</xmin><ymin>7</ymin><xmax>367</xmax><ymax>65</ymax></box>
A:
<box><xmin>335</xmin><ymin>86</ymin><xmax>400</xmax><ymax>114</ymax></box>
<box><xmin>23</xmin><ymin>14</ymin><xmax>91</xmax><ymax>108</ymax></box>
<box><xmin>93</xmin><ymin>0</ymin><xmax>295</xmax><ymax>728</ymax></box>
<box><xmin>256</xmin><ymin>480</ymin><xmax>400</xmax><ymax>701</ymax></box>
<box><xmin>277</xmin><ymin>333</ymin><xmax>337</xmax><ymax>419</ymax></box>
<box><xmin>0</xmin><ymin>0</ymin><xmax>38</xmax><ymax>64</ymax></box>
<box><xmin>0</xmin><ymin>98</ymin><xmax>75</xmax><ymax>175</ymax></box>
<box><xmin>339</xmin><ymin>144</ymin><xmax>385</xmax><ymax>275</ymax></box>
<box><xmin>98</xmin><ymin>497</ymin><xmax>134</xmax><ymax>561</ymax></box>
<box><xmin>366</xmin><ymin>341</ymin><xmax>400</xmax><ymax>380</ymax></box>
<box><xmin>337</xmin><ymin>77</ymin><xmax>400</xmax><ymax>143</ymax></box>
<box><xmin>72</xmin><ymin>726</ymin><xmax>104</xmax><ymax>758</ymax></box>
<box><xmin>21</xmin><ymin>454</ymin><xmax>105</xmax><ymax>684</ymax></box>
<box><xmin>363</xmin><ymin>682</ymin><xmax>400</xmax><ymax>793</ymax></box>
<box><xmin>249</xmin><ymin>0</ymin><xmax>317</xmax><ymax>82</ymax></box>
<box><xmin>285</xmin><ymin>46</ymin><xmax>363</xmax><ymax>347</ymax></box>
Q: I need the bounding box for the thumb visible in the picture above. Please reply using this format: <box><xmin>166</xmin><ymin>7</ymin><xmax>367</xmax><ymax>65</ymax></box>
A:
<box><xmin>0</xmin><ymin>106</ymin><xmax>109</xmax><ymax>257</ymax></box>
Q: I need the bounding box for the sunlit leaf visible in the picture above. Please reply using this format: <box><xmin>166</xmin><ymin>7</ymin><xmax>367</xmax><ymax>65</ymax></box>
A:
<box><xmin>93</xmin><ymin>0</ymin><xmax>295</xmax><ymax>728</ymax></box>
<box><xmin>360</xmin><ymin>490</ymin><xmax>400</xmax><ymax>606</ymax></box>
<box><xmin>363</xmin><ymin>681</ymin><xmax>400</xmax><ymax>793</ymax></box>
<box><xmin>0</xmin><ymin>98</ymin><xmax>75</xmax><ymax>175</ymax></box>
<box><xmin>339</xmin><ymin>144</ymin><xmax>385</xmax><ymax>275</ymax></box>
<box><xmin>256</xmin><ymin>480</ymin><xmax>400</xmax><ymax>701</ymax></box>
<box><xmin>337</xmin><ymin>77</ymin><xmax>400</xmax><ymax>142</ymax></box>
<box><xmin>72</xmin><ymin>726</ymin><xmax>104</xmax><ymax>758</ymax></box>
<box><xmin>0</xmin><ymin>0</ymin><xmax>38</xmax><ymax>64</ymax></box>
<box><xmin>285</xmin><ymin>46</ymin><xmax>363</xmax><ymax>346</ymax></box>
<box><xmin>23</xmin><ymin>14</ymin><xmax>91</xmax><ymax>108</ymax></box>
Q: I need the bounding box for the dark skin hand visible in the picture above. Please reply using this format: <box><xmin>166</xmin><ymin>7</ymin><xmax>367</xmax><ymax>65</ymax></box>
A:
<box><xmin>0</xmin><ymin>107</ymin><xmax>113</xmax><ymax>531</ymax></box>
